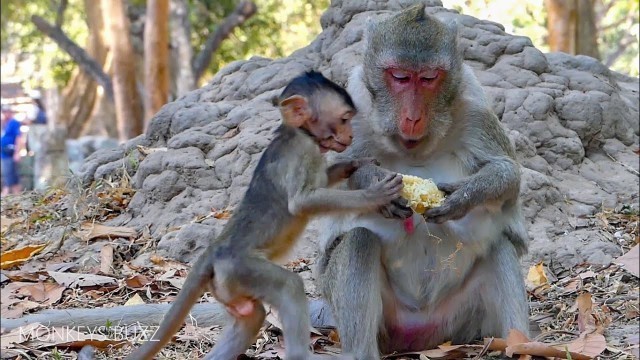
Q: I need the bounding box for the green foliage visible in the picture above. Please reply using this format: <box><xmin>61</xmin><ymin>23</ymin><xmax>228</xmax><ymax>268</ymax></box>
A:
<box><xmin>2</xmin><ymin>0</ymin><xmax>328</xmax><ymax>89</ymax></box>
<box><xmin>1</xmin><ymin>0</ymin><xmax>88</xmax><ymax>89</ymax></box>
<box><xmin>443</xmin><ymin>0</ymin><xmax>639</xmax><ymax>76</ymax></box>
<box><xmin>188</xmin><ymin>0</ymin><xmax>328</xmax><ymax>80</ymax></box>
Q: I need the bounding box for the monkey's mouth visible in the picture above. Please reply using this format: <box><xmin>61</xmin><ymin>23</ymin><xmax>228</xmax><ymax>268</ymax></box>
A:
<box><xmin>398</xmin><ymin>137</ymin><xmax>422</xmax><ymax>150</ymax></box>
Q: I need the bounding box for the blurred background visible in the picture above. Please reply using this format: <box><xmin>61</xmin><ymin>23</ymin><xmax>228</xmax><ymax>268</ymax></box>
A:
<box><xmin>0</xmin><ymin>0</ymin><xmax>638</xmax><ymax>194</ymax></box>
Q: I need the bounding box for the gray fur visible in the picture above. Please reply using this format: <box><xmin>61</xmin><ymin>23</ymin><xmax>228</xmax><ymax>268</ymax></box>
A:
<box><xmin>317</xmin><ymin>6</ymin><xmax>529</xmax><ymax>359</ymax></box>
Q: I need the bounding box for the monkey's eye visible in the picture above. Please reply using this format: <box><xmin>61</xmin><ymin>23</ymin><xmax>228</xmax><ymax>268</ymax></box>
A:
<box><xmin>341</xmin><ymin>118</ymin><xmax>349</xmax><ymax>124</ymax></box>
<box><xmin>420</xmin><ymin>70</ymin><xmax>439</xmax><ymax>82</ymax></box>
<box><xmin>390</xmin><ymin>69</ymin><xmax>410</xmax><ymax>82</ymax></box>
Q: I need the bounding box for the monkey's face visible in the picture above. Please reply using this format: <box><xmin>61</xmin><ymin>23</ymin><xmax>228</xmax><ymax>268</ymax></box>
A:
<box><xmin>383</xmin><ymin>67</ymin><xmax>447</xmax><ymax>148</ymax></box>
<box><xmin>311</xmin><ymin>94</ymin><xmax>355</xmax><ymax>153</ymax></box>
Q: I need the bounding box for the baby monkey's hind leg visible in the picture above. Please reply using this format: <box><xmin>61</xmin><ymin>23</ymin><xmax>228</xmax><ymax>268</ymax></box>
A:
<box><xmin>234</xmin><ymin>257</ymin><xmax>312</xmax><ymax>360</ymax></box>
<box><xmin>203</xmin><ymin>301</ymin><xmax>266</xmax><ymax>360</ymax></box>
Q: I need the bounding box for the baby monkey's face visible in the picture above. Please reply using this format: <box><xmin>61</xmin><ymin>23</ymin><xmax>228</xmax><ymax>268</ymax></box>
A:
<box><xmin>312</xmin><ymin>91</ymin><xmax>355</xmax><ymax>153</ymax></box>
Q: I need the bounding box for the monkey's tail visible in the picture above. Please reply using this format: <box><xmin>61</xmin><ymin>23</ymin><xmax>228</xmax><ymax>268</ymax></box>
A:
<box><xmin>126</xmin><ymin>255</ymin><xmax>213</xmax><ymax>360</ymax></box>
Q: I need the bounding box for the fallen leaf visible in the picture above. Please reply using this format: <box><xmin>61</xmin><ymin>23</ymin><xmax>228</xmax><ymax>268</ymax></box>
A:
<box><xmin>2</xmin><ymin>299</ymin><xmax>41</xmax><ymax>319</ymax></box>
<box><xmin>615</xmin><ymin>245</ymin><xmax>639</xmax><ymax>277</ymax></box>
<box><xmin>0</xmin><ymin>244</ymin><xmax>48</xmax><ymax>270</ymax></box>
<box><xmin>100</xmin><ymin>245</ymin><xmax>114</xmax><ymax>274</ymax></box>
<box><xmin>149</xmin><ymin>255</ymin><xmax>189</xmax><ymax>271</ymax></box>
<box><xmin>578</xmin><ymin>270</ymin><xmax>597</xmax><ymax>279</ymax></box>
<box><xmin>0</xmin><ymin>322</ymin><xmax>43</xmax><ymax>349</ymax></box>
<box><xmin>17</xmin><ymin>282</ymin><xmax>65</xmax><ymax>305</ymax></box>
<box><xmin>125</xmin><ymin>293</ymin><xmax>145</xmax><ymax>306</ymax></box>
<box><xmin>136</xmin><ymin>145</ymin><xmax>167</xmax><ymax>156</ymax></box>
<box><xmin>563</xmin><ymin>332</ymin><xmax>607</xmax><ymax>358</ymax></box>
<box><xmin>124</xmin><ymin>274</ymin><xmax>151</xmax><ymax>289</ymax></box>
<box><xmin>2</xmin><ymin>270</ymin><xmax>45</xmax><ymax>282</ymax></box>
<box><xmin>506</xmin><ymin>329</ymin><xmax>530</xmax><ymax>345</ymax></box>
<box><xmin>0</xmin><ymin>216</ymin><xmax>22</xmax><ymax>232</ymax></box>
<box><xmin>576</xmin><ymin>292</ymin><xmax>596</xmax><ymax>333</ymax></box>
<box><xmin>78</xmin><ymin>222</ymin><xmax>137</xmax><ymax>241</ymax></box>
<box><xmin>48</xmin><ymin>271</ymin><xmax>116</xmax><ymax>288</ymax></box>
<box><xmin>526</xmin><ymin>262</ymin><xmax>549</xmax><ymax>287</ymax></box>
<box><xmin>213</xmin><ymin>209</ymin><xmax>232</xmax><ymax>219</ymax></box>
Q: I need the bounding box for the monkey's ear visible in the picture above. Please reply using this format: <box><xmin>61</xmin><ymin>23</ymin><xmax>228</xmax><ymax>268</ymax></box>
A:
<box><xmin>279</xmin><ymin>95</ymin><xmax>311</xmax><ymax>128</ymax></box>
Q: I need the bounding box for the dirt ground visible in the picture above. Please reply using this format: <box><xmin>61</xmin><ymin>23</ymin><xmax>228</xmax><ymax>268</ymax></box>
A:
<box><xmin>0</xmin><ymin>182</ymin><xmax>638</xmax><ymax>359</ymax></box>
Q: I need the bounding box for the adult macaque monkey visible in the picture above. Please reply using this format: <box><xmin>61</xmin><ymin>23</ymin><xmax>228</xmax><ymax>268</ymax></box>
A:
<box><xmin>126</xmin><ymin>71</ymin><xmax>403</xmax><ymax>360</ymax></box>
<box><xmin>316</xmin><ymin>4</ymin><xmax>529</xmax><ymax>358</ymax></box>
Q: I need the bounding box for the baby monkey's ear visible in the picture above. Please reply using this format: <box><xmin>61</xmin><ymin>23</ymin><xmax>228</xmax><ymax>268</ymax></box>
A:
<box><xmin>279</xmin><ymin>95</ymin><xmax>311</xmax><ymax>128</ymax></box>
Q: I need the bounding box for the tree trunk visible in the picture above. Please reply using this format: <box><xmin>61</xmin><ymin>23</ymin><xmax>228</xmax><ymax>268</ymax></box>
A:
<box><xmin>102</xmin><ymin>0</ymin><xmax>144</xmax><ymax>141</ymax></box>
<box><xmin>170</xmin><ymin>0</ymin><xmax>196</xmax><ymax>97</ymax></box>
<box><xmin>545</xmin><ymin>0</ymin><xmax>600</xmax><ymax>60</ymax></box>
<box><xmin>144</xmin><ymin>0</ymin><xmax>170</xmax><ymax>126</ymax></box>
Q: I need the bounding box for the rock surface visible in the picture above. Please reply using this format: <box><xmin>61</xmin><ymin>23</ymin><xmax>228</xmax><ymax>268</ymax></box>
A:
<box><xmin>79</xmin><ymin>0</ymin><xmax>639</xmax><ymax>270</ymax></box>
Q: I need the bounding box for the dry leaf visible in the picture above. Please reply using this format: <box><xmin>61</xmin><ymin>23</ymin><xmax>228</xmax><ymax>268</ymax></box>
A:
<box><xmin>213</xmin><ymin>209</ymin><xmax>232</xmax><ymax>219</ymax></box>
<box><xmin>0</xmin><ymin>322</ymin><xmax>44</xmax><ymax>349</ymax></box>
<box><xmin>136</xmin><ymin>145</ymin><xmax>167</xmax><ymax>156</ymax></box>
<box><xmin>0</xmin><ymin>244</ymin><xmax>48</xmax><ymax>270</ymax></box>
<box><xmin>576</xmin><ymin>292</ymin><xmax>596</xmax><ymax>333</ymax></box>
<box><xmin>564</xmin><ymin>332</ymin><xmax>607</xmax><ymax>358</ymax></box>
<box><xmin>48</xmin><ymin>271</ymin><xmax>117</xmax><ymax>288</ymax></box>
<box><xmin>526</xmin><ymin>262</ymin><xmax>549</xmax><ymax>287</ymax></box>
<box><xmin>78</xmin><ymin>223</ymin><xmax>137</xmax><ymax>241</ymax></box>
<box><xmin>615</xmin><ymin>244</ymin><xmax>639</xmax><ymax>277</ymax></box>
<box><xmin>149</xmin><ymin>255</ymin><xmax>190</xmax><ymax>271</ymax></box>
<box><xmin>0</xmin><ymin>216</ymin><xmax>22</xmax><ymax>232</ymax></box>
<box><xmin>506</xmin><ymin>329</ymin><xmax>530</xmax><ymax>345</ymax></box>
<box><xmin>124</xmin><ymin>274</ymin><xmax>151</xmax><ymax>289</ymax></box>
<box><xmin>99</xmin><ymin>245</ymin><xmax>114</xmax><ymax>274</ymax></box>
<box><xmin>2</xmin><ymin>299</ymin><xmax>41</xmax><ymax>319</ymax></box>
<box><xmin>125</xmin><ymin>293</ymin><xmax>146</xmax><ymax>306</ymax></box>
<box><xmin>2</xmin><ymin>270</ymin><xmax>45</xmax><ymax>282</ymax></box>
<box><xmin>506</xmin><ymin>341</ymin><xmax>591</xmax><ymax>360</ymax></box>
<box><xmin>17</xmin><ymin>282</ymin><xmax>65</xmax><ymax>306</ymax></box>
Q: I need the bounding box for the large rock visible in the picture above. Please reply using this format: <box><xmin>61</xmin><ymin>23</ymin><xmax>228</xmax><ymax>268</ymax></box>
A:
<box><xmin>79</xmin><ymin>0</ymin><xmax>639</xmax><ymax>268</ymax></box>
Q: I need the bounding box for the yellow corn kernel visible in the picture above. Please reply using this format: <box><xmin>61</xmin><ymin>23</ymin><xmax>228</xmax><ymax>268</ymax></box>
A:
<box><xmin>400</xmin><ymin>174</ymin><xmax>445</xmax><ymax>214</ymax></box>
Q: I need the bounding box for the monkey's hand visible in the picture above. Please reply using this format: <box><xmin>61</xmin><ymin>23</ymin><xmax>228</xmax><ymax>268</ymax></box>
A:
<box><xmin>423</xmin><ymin>181</ymin><xmax>473</xmax><ymax>224</ymax></box>
<box><xmin>364</xmin><ymin>173</ymin><xmax>404</xmax><ymax>205</ymax></box>
<box><xmin>349</xmin><ymin>163</ymin><xmax>413</xmax><ymax>219</ymax></box>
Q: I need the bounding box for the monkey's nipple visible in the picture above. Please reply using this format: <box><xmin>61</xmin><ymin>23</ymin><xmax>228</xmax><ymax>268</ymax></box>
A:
<box><xmin>403</xmin><ymin>218</ymin><xmax>415</xmax><ymax>234</ymax></box>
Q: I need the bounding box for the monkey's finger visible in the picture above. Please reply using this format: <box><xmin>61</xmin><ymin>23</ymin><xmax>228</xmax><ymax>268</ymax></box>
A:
<box><xmin>394</xmin><ymin>197</ymin><xmax>409</xmax><ymax>207</ymax></box>
<box><xmin>437</xmin><ymin>182</ymin><xmax>461</xmax><ymax>195</ymax></box>
<box><xmin>390</xmin><ymin>203</ymin><xmax>413</xmax><ymax>219</ymax></box>
<box><xmin>423</xmin><ymin>206</ymin><xmax>449</xmax><ymax>222</ymax></box>
<box><xmin>379</xmin><ymin>205</ymin><xmax>394</xmax><ymax>218</ymax></box>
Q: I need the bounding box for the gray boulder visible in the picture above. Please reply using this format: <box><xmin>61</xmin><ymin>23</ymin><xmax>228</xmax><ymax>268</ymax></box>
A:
<box><xmin>78</xmin><ymin>0</ymin><xmax>639</xmax><ymax>269</ymax></box>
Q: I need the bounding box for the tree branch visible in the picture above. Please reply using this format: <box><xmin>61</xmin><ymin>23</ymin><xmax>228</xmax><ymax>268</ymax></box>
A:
<box><xmin>192</xmin><ymin>0</ymin><xmax>257</xmax><ymax>82</ymax></box>
<box><xmin>31</xmin><ymin>15</ymin><xmax>114</xmax><ymax>100</ymax></box>
<box><xmin>55</xmin><ymin>0</ymin><xmax>69</xmax><ymax>28</ymax></box>
<box><xmin>605</xmin><ymin>34</ymin><xmax>636</xmax><ymax>67</ymax></box>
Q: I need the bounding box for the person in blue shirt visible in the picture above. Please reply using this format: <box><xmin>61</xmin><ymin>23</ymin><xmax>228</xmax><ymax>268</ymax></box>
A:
<box><xmin>1</xmin><ymin>105</ymin><xmax>24</xmax><ymax>196</ymax></box>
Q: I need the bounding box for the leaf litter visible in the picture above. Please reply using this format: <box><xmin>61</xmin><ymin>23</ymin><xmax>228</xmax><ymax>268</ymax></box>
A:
<box><xmin>0</xmin><ymin>173</ymin><xmax>638</xmax><ymax>359</ymax></box>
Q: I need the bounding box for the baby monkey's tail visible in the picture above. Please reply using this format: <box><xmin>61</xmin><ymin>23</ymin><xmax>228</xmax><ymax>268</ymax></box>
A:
<box><xmin>125</xmin><ymin>255</ymin><xmax>214</xmax><ymax>360</ymax></box>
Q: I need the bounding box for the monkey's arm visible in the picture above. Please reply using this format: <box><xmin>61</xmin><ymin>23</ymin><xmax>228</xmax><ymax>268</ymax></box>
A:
<box><xmin>326</xmin><ymin>158</ymin><xmax>379</xmax><ymax>186</ymax></box>
<box><xmin>289</xmin><ymin>171</ymin><xmax>403</xmax><ymax>216</ymax></box>
<box><xmin>424</xmin><ymin>114</ymin><xmax>521</xmax><ymax>224</ymax></box>
<box><xmin>348</xmin><ymin>163</ymin><xmax>413</xmax><ymax>219</ymax></box>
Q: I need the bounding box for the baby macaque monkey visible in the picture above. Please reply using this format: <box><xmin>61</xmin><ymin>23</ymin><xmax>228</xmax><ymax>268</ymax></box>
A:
<box><xmin>126</xmin><ymin>71</ymin><xmax>404</xmax><ymax>360</ymax></box>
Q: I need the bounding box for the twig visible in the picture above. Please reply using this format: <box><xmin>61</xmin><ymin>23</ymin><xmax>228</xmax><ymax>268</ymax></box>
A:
<box><xmin>605</xmin><ymin>151</ymin><xmax>640</xmax><ymax>176</ymax></box>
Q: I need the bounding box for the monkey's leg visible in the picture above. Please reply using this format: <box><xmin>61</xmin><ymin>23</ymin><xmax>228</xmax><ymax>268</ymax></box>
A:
<box><xmin>231</xmin><ymin>258</ymin><xmax>312</xmax><ymax>360</ymax></box>
<box><xmin>318</xmin><ymin>228</ymin><xmax>384</xmax><ymax>360</ymax></box>
<box><xmin>203</xmin><ymin>302</ymin><xmax>266</xmax><ymax>360</ymax></box>
<box><xmin>474</xmin><ymin>242</ymin><xmax>529</xmax><ymax>339</ymax></box>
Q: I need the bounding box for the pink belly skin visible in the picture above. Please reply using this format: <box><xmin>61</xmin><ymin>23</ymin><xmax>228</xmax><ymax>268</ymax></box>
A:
<box><xmin>386</xmin><ymin>322</ymin><xmax>439</xmax><ymax>352</ymax></box>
